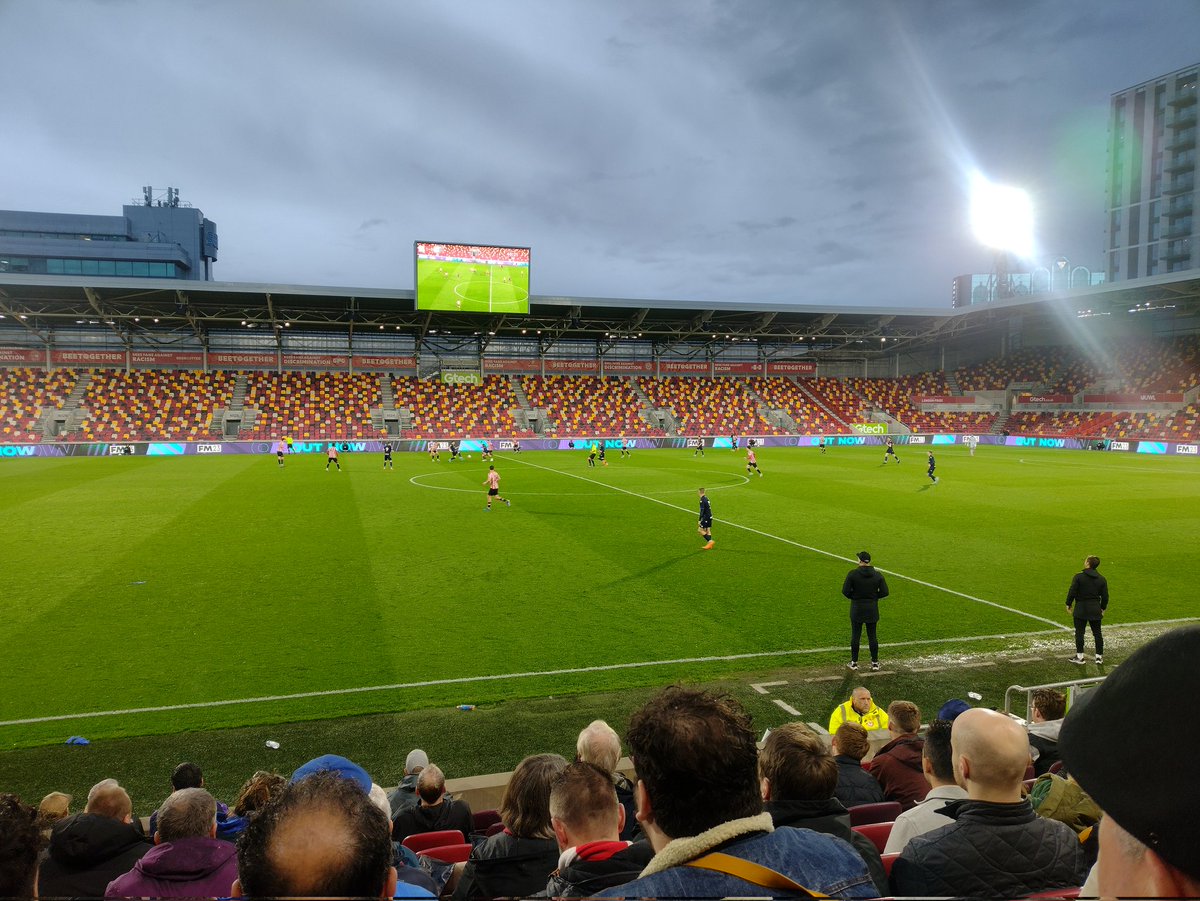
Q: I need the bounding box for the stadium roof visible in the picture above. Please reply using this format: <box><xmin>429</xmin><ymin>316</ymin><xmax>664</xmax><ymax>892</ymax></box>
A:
<box><xmin>1</xmin><ymin>271</ymin><xmax>1198</xmax><ymax>360</ymax></box>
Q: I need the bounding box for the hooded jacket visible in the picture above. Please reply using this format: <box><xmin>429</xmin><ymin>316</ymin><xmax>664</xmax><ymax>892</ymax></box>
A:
<box><xmin>842</xmin><ymin>565</ymin><xmax>889</xmax><ymax>623</ymax></box>
<box><xmin>104</xmin><ymin>836</ymin><xmax>238</xmax><ymax>899</ymax></box>
<box><xmin>1066</xmin><ymin>568</ymin><xmax>1108</xmax><ymax>620</ymax></box>
<box><xmin>39</xmin><ymin>813</ymin><xmax>151</xmax><ymax>899</ymax></box>
<box><xmin>864</xmin><ymin>735</ymin><xmax>929</xmax><ymax>810</ymax></box>
<box><xmin>451</xmin><ymin>830</ymin><xmax>558</xmax><ymax>901</ymax></box>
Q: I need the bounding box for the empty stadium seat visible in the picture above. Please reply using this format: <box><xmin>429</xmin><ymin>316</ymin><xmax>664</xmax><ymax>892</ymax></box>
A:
<box><xmin>851</xmin><ymin>821</ymin><xmax>893</xmax><ymax>854</ymax></box>
<box><xmin>847</xmin><ymin>801</ymin><xmax>901</xmax><ymax>826</ymax></box>
<box><xmin>417</xmin><ymin>843</ymin><xmax>473</xmax><ymax>864</ymax></box>
<box><xmin>400</xmin><ymin>829</ymin><xmax>466</xmax><ymax>853</ymax></box>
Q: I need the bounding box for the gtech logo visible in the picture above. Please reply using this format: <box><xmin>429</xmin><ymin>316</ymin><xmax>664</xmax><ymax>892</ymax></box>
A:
<box><xmin>441</xmin><ymin>371</ymin><xmax>482</xmax><ymax>386</ymax></box>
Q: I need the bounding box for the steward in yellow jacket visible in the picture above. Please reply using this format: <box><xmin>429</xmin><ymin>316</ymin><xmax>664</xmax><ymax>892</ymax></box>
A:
<box><xmin>829</xmin><ymin>687</ymin><xmax>890</xmax><ymax>733</ymax></box>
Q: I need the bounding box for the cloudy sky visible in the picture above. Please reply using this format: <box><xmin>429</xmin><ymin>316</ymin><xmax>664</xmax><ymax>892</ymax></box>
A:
<box><xmin>2</xmin><ymin>1</ymin><xmax>1196</xmax><ymax>309</ymax></box>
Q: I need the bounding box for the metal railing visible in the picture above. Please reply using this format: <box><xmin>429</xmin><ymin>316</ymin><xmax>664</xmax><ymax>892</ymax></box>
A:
<box><xmin>1004</xmin><ymin>676</ymin><xmax>1108</xmax><ymax>721</ymax></box>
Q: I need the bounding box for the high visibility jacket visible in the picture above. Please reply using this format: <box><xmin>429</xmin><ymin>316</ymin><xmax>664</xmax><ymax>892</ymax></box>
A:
<box><xmin>829</xmin><ymin>699</ymin><xmax>889</xmax><ymax>733</ymax></box>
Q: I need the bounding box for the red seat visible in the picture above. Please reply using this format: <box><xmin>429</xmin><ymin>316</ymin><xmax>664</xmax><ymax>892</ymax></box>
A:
<box><xmin>472</xmin><ymin>808</ymin><xmax>502</xmax><ymax>835</ymax></box>
<box><xmin>417</xmin><ymin>843</ymin><xmax>473</xmax><ymax>864</ymax></box>
<box><xmin>847</xmin><ymin>801</ymin><xmax>901</xmax><ymax>826</ymax></box>
<box><xmin>851</xmin><ymin>821</ymin><xmax>893</xmax><ymax>854</ymax></box>
<box><xmin>401</xmin><ymin>829</ymin><xmax>466</xmax><ymax>853</ymax></box>
<box><xmin>881</xmin><ymin>852</ymin><xmax>900</xmax><ymax>877</ymax></box>
<box><xmin>1048</xmin><ymin>760</ymin><xmax>1064</xmax><ymax>775</ymax></box>
<box><xmin>485</xmin><ymin>821</ymin><xmax>506</xmax><ymax>837</ymax></box>
<box><xmin>1025</xmin><ymin>889</ymin><xmax>1081</xmax><ymax>899</ymax></box>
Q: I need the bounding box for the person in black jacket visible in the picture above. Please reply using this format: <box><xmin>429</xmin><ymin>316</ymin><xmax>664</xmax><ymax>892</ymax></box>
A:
<box><xmin>37</xmin><ymin>780</ymin><xmax>151</xmax><ymax>899</ymax></box>
<box><xmin>1066</xmin><ymin>555</ymin><xmax>1109</xmax><ymax>664</ymax></box>
<box><xmin>539</xmin><ymin>762</ymin><xmax>654</xmax><ymax>897</ymax></box>
<box><xmin>452</xmin><ymin>754</ymin><xmax>566</xmax><ymax>901</ymax></box>
<box><xmin>892</xmin><ymin>708</ymin><xmax>1088</xmax><ymax>897</ymax></box>
<box><xmin>391</xmin><ymin>764</ymin><xmax>473</xmax><ymax>843</ymax></box>
<box><xmin>760</xmin><ymin>724</ymin><xmax>889</xmax><ymax>895</ymax></box>
<box><xmin>842</xmin><ymin>550</ymin><xmax>889</xmax><ymax>671</ymax></box>
<box><xmin>831</xmin><ymin>723</ymin><xmax>886</xmax><ymax>809</ymax></box>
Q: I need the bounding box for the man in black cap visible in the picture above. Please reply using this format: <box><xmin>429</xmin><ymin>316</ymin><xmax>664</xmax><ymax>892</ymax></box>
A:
<box><xmin>842</xmin><ymin>551</ymin><xmax>889</xmax><ymax>671</ymax></box>
<box><xmin>1066</xmin><ymin>555</ymin><xmax>1108</xmax><ymax>665</ymax></box>
<box><xmin>1060</xmin><ymin>625</ymin><xmax>1200</xmax><ymax>898</ymax></box>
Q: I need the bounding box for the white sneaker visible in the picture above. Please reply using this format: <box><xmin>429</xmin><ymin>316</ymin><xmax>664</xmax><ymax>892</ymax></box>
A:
<box><xmin>1095</xmin><ymin>654</ymin><xmax>1103</xmax><ymax>664</ymax></box>
<box><xmin>846</xmin><ymin>661</ymin><xmax>858</xmax><ymax>671</ymax></box>
<box><xmin>1070</xmin><ymin>654</ymin><xmax>1085</xmax><ymax>665</ymax></box>
<box><xmin>870</xmin><ymin>661</ymin><xmax>880</xmax><ymax>671</ymax></box>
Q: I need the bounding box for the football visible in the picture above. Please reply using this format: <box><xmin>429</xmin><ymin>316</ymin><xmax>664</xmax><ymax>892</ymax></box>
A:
<box><xmin>468</xmin><ymin>454</ymin><xmax>472</xmax><ymax>459</ymax></box>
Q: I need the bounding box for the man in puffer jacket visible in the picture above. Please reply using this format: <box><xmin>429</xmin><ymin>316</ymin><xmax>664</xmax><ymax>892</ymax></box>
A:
<box><xmin>893</xmin><ymin>709</ymin><xmax>1088</xmax><ymax>897</ymax></box>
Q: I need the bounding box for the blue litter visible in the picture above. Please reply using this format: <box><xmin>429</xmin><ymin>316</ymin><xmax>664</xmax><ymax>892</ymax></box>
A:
<box><xmin>66</xmin><ymin>736</ymin><xmax>90</xmax><ymax>746</ymax></box>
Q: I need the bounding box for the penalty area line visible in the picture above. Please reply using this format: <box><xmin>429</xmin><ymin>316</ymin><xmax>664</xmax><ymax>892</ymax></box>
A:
<box><xmin>3</xmin><ymin>618</ymin><xmax>1193</xmax><ymax>728</ymax></box>
<box><xmin>505</xmin><ymin>456</ymin><xmax>1069</xmax><ymax>632</ymax></box>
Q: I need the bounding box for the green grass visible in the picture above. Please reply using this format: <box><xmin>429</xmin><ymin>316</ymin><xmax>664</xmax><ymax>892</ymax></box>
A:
<box><xmin>1</xmin><ymin>444</ymin><xmax>1197</xmax><ymax>803</ymax></box>
<box><xmin>416</xmin><ymin>257</ymin><xmax>529</xmax><ymax>312</ymax></box>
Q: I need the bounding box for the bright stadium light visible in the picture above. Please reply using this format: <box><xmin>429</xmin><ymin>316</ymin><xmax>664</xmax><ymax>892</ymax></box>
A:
<box><xmin>970</xmin><ymin>172</ymin><xmax>1033</xmax><ymax>259</ymax></box>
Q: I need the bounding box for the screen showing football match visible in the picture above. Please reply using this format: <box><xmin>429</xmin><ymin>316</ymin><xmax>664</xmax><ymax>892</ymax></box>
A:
<box><xmin>415</xmin><ymin>242</ymin><xmax>531</xmax><ymax>314</ymax></box>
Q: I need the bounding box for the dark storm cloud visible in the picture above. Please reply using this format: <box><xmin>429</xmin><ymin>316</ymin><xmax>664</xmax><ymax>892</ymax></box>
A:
<box><xmin>0</xmin><ymin>0</ymin><xmax>1197</xmax><ymax>308</ymax></box>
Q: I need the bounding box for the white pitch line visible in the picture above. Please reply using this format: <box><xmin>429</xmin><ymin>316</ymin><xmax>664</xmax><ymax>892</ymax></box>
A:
<box><xmin>0</xmin><ymin>626</ymin><xmax>1073</xmax><ymax>728</ymax></box>
<box><xmin>751</xmin><ymin>681</ymin><xmax>789</xmax><ymax>694</ymax></box>
<box><xmin>773</xmin><ymin>700</ymin><xmax>802</xmax><ymax>716</ymax></box>
<box><xmin>506</xmin><ymin>456</ymin><xmax>1070</xmax><ymax>632</ymax></box>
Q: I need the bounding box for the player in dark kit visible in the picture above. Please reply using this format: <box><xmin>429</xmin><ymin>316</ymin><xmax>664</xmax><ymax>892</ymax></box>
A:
<box><xmin>926</xmin><ymin>450</ymin><xmax>938</xmax><ymax>484</ymax></box>
<box><xmin>382</xmin><ymin>442</ymin><xmax>393</xmax><ymax>470</ymax></box>
<box><xmin>512</xmin><ymin>440</ymin><xmax>521</xmax><ymax>454</ymax></box>
<box><xmin>481</xmin><ymin>440</ymin><xmax>493</xmax><ymax>462</ymax></box>
<box><xmin>697</xmin><ymin>487</ymin><xmax>714</xmax><ymax>550</ymax></box>
<box><xmin>883</xmin><ymin>437</ymin><xmax>899</xmax><ymax>463</ymax></box>
<box><xmin>731</xmin><ymin>435</ymin><xmax>739</xmax><ymax>452</ymax></box>
<box><xmin>598</xmin><ymin>444</ymin><xmax>608</xmax><ymax>467</ymax></box>
<box><xmin>449</xmin><ymin>441</ymin><xmax>461</xmax><ymax>462</ymax></box>
<box><xmin>693</xmin><ymin>438</ymin><xmax>705</xmax><ymax>457</ymax></box>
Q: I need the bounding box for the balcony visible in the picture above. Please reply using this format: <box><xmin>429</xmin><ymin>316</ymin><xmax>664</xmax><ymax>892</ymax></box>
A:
<box><xmin>1166</xmin><ymin>152</ymin><xmax>1197</xmax><ymax>174</ymax></box>
<box><xmin>1166</xmin><ymin>130</ymin><xmax>1197</xmax><ymax>153</ymax></box>
<box><xmin>1162</xmin><ymin>221</ymin><xmax>1194</xmax><ymax>240</ymax></box>
<box><xmin>1170</xmin><ymin>112</ymin><xmax>1198</xmax><ymax>131</ymax></box>
<box><xmin>1167</xmin><ymin>88</ymin><xmax>1198</xmax><ymax>109</ymax></box>
<box><xmin>1162</xmin><ymin>175</ymin><xmax>1196</xmax><ymax>196</ymax></box>
<box><xmin>1166</xmin><ymin>196</ymin><xmax>1194</xmax><ymax>218</ymax></box>
<box><xmin>1163</xmin><ymin>242</ymin><xmax>1193</xmax><ymax>263</ymax></box>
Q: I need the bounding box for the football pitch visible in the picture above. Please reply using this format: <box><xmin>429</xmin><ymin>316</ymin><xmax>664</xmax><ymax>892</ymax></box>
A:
<box><xmin>416</xmin><ymin>258</ymin><xmax>529</xmax><ymax>312</ymax></box>
<box><xmin>2</xmin><ymin>444</ymin><xmax>1197</xmax><ymax>750</ymax></box>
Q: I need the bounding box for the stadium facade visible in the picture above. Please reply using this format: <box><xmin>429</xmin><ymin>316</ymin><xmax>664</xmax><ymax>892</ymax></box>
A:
<box><xmin>0</xmin><ymin>188</ymin><xmax>218</xmax><ymax>282</ymax></box>
<box><xmin>1107</xmin><ymin>63</ymin><xmax>1198</xmax><ymax>282</ymax></box>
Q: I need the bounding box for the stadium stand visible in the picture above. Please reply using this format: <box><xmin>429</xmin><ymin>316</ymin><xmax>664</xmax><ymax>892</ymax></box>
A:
<box><xmin>78</xmin><ymin>369</ymin><xmax>236</xmax><ymax>442</ymax></box>
<box><xmin>241</xmin><ymin>371</ymin><xmax>378</xmax><ymax>441</ymax></box>
<box><xmin>521</xmin><ymin>375</ymin><xmax>648</xmax><ymax>436</ymax></box>
<box><xmin>636</xmin><ymin>376</ymin><xmax>784</xmax><ymax>436</ymax></box>
<box><xmin>0</xmin><ymin>366</ymin><xmax>76</xmax><ymax>442</ymax></box>
<box><xmin>749</xmin><ymin>377</ymin><xmax>854</xmax><ymax>434</ymax></box>
<box><xmin>393</xmin><ymin>374</ymin><xmax>522</xmax><ymax>438</ymax></box>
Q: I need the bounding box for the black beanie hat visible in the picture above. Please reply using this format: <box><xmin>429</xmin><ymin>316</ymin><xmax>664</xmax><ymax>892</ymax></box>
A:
<box><xmin>1060</xmin><ymin>625</ymin><xmax>1200</xmax><ymax>880</ymax></box>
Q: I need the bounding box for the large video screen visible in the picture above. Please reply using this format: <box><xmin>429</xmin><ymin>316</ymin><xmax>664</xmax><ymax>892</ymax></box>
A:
<box><xmin>415</xmin><ymin>242</ymin><xmax>530</xmax><ymax>314</ymax></box>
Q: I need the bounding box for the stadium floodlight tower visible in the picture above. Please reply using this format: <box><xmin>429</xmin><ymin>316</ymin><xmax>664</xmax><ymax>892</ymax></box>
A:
<box><xmin>970</xmin><ymin>172</ymin><xmax>1034</xmax><ymax>302</ymax></box>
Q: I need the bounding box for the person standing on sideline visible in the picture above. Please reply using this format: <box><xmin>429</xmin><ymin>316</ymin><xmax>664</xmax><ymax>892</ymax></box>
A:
<box><xmin>697</xmin><ymin>488</ymin><xmax>714</xmax><ymax>550</ymax></box>
<box><xmin>382</xmin><ymin>441</ymin><xmax>393</xmax><ymax>471</ymax></box>
<box><xmin>926</xmin><ymin>450</ymin><xmax>938</xmax><ymax>484</ymax></box>
<box><xmin>325</xmin><ymin>443</ymin><xmax>340</xmax><ymax>472</ymax></box>
<box><xmin>745</xmin><ymin>447</ymin><xmax>763</xmax><ymax>477</ymax></box>
<box><xmin>1066</xmin><ymin>555</ymin><xmax>1108</xmax><ymax>664</ymax></box>
<box><xmin>883</xmin><ymin>436</ymin><xmax>899</xmax><ymax>463</ymax></box>
<box><xmin>483</xmin><ymin>464</ymin><xmax>510</xmax><ymax>511</ymax></box>
<box><xmin>843</xmin><ymin>551</ymin><xmax>889</xmax><ymax>670</ymax></box>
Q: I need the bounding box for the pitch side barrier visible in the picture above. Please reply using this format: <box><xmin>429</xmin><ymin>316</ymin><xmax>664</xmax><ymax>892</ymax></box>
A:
<box><xmin>3</xmin><ymin>434</ymin><xmax>1200</xmax><ymax>459</ymax></box>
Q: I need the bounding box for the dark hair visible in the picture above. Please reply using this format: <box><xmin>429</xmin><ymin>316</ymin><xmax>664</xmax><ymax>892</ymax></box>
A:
<box><xmin>1031</xmin><ymin>689</ymin><xmax>1067</xmax><ymax>721</ymax></box>
<box><xmin>0</xmin><ymin>795</ymin><xmax>43</xmax><ymax>898</ymax></box>
<box><xmin>627</xmin><ymin>686</ymin><xmax>762</xmax><ymax>838</ymax></box>
<box><xmin>759</xmin><ymin>724</ymin><xmax>838</xmax><ymax>801</ymax></box>
<box><xmin>235</xmin><ymin>772</ymin><xmax>392</xmax><ymax>898</ymax></box>
<box><xmin>549</xmin><ymin>761</ymin><xmax>619</xmax><ymax>832</ymax></box>
<box><xmin>232</xmin><ymin>772</ymin><xmax>287</xmax><ymax>818</ymax></box>
<box><xmin>171</xmin><ymin>762</ymin><xmax>204</xmax><ymax>791</ymax></box>
<box><xmin>1085</xmin><ymin>555</ymin><xmax>1100</xmax><ymax>570</ymax></box>
<box><xmin>833</xmin><ymin>723</ymin><xmax>870</xmax><ymax>761</ymax></box>
<box><xmin>888</xmin><ymin>701</ymin><xmax>921</xmax><ymax>734</ymax></box>
<box><xmin>922</xmin><ymin>720</ymin><xmax>955</xmax><ymax>782</ymax></box>
<box><xmin>500</xmin><ymin>754</ymin><xmax>567</xmax><ymax>840</ymax></box>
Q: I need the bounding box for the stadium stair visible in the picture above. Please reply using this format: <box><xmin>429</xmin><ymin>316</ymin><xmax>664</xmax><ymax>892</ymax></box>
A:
<box><xmin>795</xmin><ymin>379</ymin><xmax>851</xmax><ymax>431</ymax></box>
<box><xmin>991</xmin><ymin>411</ymin><xmax>1011</xmax><ymax>435</ymax></box>
<box><xmin>944</xmin><ymin>371</ymin><xmax>963</xmax><ymax>396</ymax></box>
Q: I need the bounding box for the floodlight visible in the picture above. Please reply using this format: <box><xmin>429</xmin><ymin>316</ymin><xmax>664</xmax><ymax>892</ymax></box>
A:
<box><xmin>970</xmin><ymin>172</ymin><xmax>1033</xmax><ymax>258</ymax></box>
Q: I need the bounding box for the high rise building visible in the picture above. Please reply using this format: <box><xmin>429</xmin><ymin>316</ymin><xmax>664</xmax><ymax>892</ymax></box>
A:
<box><xmin>1107</xmin><ymin>64</ymin><xmax>1198</xmax><ymax>281</ymax></box>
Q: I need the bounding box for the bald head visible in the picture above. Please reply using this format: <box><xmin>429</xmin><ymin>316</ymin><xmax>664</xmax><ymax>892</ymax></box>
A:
<box><xmin>951</xmin><ymin>708</ymin><xmax>1031</xmax><ymax>801</ymax></box>
<box><xmin>234</xmin><ymin>772</ymin><xmax>395</xmax><ymax>899</ymax></box>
